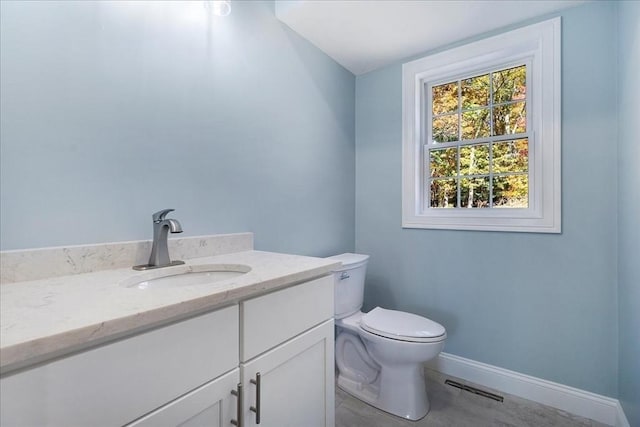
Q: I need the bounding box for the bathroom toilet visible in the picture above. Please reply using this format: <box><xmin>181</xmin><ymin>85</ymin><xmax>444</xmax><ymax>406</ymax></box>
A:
<box><xmin>328</xmin><ymin>253</ymin><xmax>446</xmax><ymax>421</ymax></box>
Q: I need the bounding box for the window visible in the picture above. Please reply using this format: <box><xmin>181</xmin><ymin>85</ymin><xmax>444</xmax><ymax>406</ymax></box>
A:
<box><xmin>429</xmin><ymin>64</ymin><xmax>529</xmax><ymax>209</ymax></box>
<box><xmin>402</xmin><ymin>18</ymin><xmax>561</xmax><ymax>233</ymax></box>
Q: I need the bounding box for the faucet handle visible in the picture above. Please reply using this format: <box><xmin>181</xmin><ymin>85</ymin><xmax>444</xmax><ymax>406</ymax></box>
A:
<box><xmin>152</xmin><ymin>209</ymin><xmax>175</xmax><ymax>223</ymax></box>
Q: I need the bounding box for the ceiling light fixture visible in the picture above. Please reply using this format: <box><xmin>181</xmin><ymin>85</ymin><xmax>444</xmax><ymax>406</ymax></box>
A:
<box><xmin>210</xmin><ymin>0</ymin><xmax>231</xmax><ymax>17</ymax></box>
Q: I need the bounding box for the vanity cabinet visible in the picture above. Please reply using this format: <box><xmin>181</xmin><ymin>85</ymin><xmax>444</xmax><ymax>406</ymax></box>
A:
<box><xmin>127</xmin><ymin>275</ymin><xmax>335</xmax><ymax>427</ymax></box>
<box><xmin>0</xmin><ymin>275</ymin><xmax>335</xmax><ymax>427</ymax></box>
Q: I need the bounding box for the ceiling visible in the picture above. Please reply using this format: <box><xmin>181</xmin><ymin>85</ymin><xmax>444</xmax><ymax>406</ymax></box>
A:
<box><xmin>275</xmin><ymin>0</ymin><xmax>585</xmax><ymax>75</ymax></box>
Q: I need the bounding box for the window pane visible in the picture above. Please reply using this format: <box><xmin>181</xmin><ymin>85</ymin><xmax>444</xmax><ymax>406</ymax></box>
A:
<box><xmin>493</xmin><ymin>102</ymin><xmax>526</xmax><ymax>136</ymax></box>
<box><xmin>432</xmin><ymin>114</ymin><xmax>458</xmax><ymax>143</ymax></box>
<box><xmin>460</xmin><ymin>177</ymin><xmax>490</xmax><ymax>208</ymax></box>
<box><xmin>493</xmin><ymin>139</ymin><xmax>528</xmax><ymax>173</ymax></box>
<box><xmin>461</xmin><ymin>108</ymin><xmax>490</xmax><ymax>139</ymax></box>
<box><xmin>493</xmin><ymin>175</ymin><xmax>528</xmax><ymax>208</ymax></box>
<box><xmin>432</xmin><ymin>81</ymin><xmax>458</xmax><ymax>115</ymax></box>
<box><xmin>493</xmin><ymin>65</ymin><xmax>526</xmax><ymax>104</ymax></box>
<box><xmin>462</xmin><ymin>74</ymin><xmax>489</xmax><ymax>109</ymax></box>
<box><xmin>429</xmin><ymin>147</ymin><xmax>458</xmax><ymax>177</ymax></box>
<box><xmin>460</xmin><ymin>144</ymin><xmax>489</xmax><ymax>175</ymax></box>
<box><xmin>430</xmin><ymin>178</ymin><xmax>457</xmax><ymax>208</ymax></box>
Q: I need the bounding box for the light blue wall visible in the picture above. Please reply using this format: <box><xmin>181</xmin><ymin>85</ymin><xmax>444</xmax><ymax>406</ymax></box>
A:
<box><xmin>0</xmin><ymin>1</ymin><xmax>355</xmax><ymax>255</ymax></box>
<box><xmin>1</xmin><ymin>0</ymin><xmax>635</xmax><ymax>408</ymax></box>
<box><xmin>617</xmin><ymin>1</ymin><xmax>640</xmax><ymax>424</ymax></box>
<box><xmin>355</xmin><ymin>2</ymin><xmax>619</xmax><ymax>396</ymax></box>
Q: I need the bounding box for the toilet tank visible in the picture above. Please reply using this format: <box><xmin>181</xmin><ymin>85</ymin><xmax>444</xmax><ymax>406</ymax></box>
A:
<box><xmin>327</xmin><ymin>253</ymin><xmax>370</xmax><ymax>319</ymax></box>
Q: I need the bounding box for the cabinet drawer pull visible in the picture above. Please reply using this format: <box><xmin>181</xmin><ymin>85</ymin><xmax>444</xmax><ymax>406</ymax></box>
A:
<box><xmin>231</xmin><ymin>382</ymin><xmax>243</xmax><ymax>427</ymax></box>
<box><xmin>250</xmin><ymin>372</ymin><xmax>261</xmax><ymax>424</ymax></box>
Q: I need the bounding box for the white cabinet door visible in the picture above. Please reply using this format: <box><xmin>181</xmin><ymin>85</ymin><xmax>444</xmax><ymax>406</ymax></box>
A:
<box><xmin>128</xmin><ymin>369</ymin><xmax>240</xmax><ymax>427</ymax></box>
<box><xmin>242</xmin><ymin>320</ymin><xmax>334</xmax><ymax>427</ymax></box>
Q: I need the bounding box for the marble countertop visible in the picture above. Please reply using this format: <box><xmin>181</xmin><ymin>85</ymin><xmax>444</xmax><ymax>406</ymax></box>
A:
<box><xmin>0</xmin><ymin>250</ymin><xmax>340</xmax><ymax>372</ymax></box>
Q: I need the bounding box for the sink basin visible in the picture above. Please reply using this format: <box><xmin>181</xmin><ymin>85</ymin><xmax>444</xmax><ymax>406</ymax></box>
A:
<box><xmin>122</xmin><ymin>264</ymin><xmax>251</xmax><ymax>290</ymax></box>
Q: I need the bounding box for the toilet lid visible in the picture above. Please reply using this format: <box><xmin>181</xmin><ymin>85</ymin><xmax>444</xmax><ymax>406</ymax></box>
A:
<box><xmin>360</xmin><ymin>307</ymin><xmax>446</xmax><ymax>343</ymax></box>
<box><xmin>327</xmin><ymin>253</ymin><xmax>369</xmax><ymax>270</ymax></box>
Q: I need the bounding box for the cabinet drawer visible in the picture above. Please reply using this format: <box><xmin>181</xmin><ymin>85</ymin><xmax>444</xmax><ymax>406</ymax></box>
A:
<box><xmin>241</xmin><ymin>275</ymin><xmax>333</xmax><ymax>361</ymax></box>
<box><xmin>0</xmin><ymin>305</ymin><xmax>239</xmax><ymax>427</ymax></box>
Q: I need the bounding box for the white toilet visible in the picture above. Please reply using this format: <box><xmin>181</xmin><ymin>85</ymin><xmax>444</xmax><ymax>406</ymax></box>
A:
<box><xmin>329</xmin><ymin>253</ymin><xmax>446</xmax><ymax>421</ymax></box>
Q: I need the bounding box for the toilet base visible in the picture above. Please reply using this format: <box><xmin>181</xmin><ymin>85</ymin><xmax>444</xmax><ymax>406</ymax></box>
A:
<box><xmin>337</xmin><ymin>369</ymin><xmax>430</xmax><ymax>421</ymax></box>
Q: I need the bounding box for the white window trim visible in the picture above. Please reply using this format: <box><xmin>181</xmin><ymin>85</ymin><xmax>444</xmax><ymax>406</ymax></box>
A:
<box><xmin>402</xmin><ymin>18</ymin><xmax>561</xmax><ymax>233</ymax></box>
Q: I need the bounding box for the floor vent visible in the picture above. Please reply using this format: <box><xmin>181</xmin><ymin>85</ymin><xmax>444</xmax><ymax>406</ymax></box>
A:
<box><xmin>444</xmin><ymin>379</ymin><xmax>504</xmax><ymax>402</ymax></box>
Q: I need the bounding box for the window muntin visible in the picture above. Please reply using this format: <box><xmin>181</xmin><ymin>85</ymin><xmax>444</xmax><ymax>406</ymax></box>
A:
<box><xmin>426</xmin><ymin>64</ymin><xmax>530</xmax><ymax>210</ymax></box>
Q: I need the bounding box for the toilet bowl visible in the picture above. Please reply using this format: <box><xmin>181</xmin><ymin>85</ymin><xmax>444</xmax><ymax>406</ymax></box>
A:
<box><xmin>328</xmin><ymin>254</ymin><xmax>446</xmax><ymax>421</ymax></box>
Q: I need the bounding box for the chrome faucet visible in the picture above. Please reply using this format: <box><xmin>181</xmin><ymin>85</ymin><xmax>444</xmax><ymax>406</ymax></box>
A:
<box><xmin>133</xmin><ymin>209</ymin><xmax>185</xmax><ymax>270</ymax></box>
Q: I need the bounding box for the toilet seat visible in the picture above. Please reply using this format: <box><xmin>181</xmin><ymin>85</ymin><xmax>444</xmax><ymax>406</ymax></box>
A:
<box><xmin>360</xmin><ymin>307</ymin><xmax>446</xmax><ymax>343</ymax></box>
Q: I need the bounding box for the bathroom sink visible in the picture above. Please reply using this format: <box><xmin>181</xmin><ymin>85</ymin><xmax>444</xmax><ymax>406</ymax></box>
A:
<box><xmin>122</xmin><ymin>264</ymin><xmax>251</xmax><ymax>290</ymax></box>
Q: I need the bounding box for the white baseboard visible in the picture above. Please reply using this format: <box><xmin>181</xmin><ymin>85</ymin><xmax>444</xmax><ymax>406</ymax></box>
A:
<box><xmin>616</xmin><ymin>401</ymin><xmax>631</xmax><ymax>427</ymax></box>
<box><xmin>427</xmin><ymin>352</ymin><xmax>628</xmax><ymax>427</ymax></box>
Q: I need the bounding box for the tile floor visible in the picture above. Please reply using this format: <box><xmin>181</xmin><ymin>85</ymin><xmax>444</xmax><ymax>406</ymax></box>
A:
<box><xmin>335</xmin><ymin>369</ymin><xmax>609</xmax><ymax>427</ymax></box>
